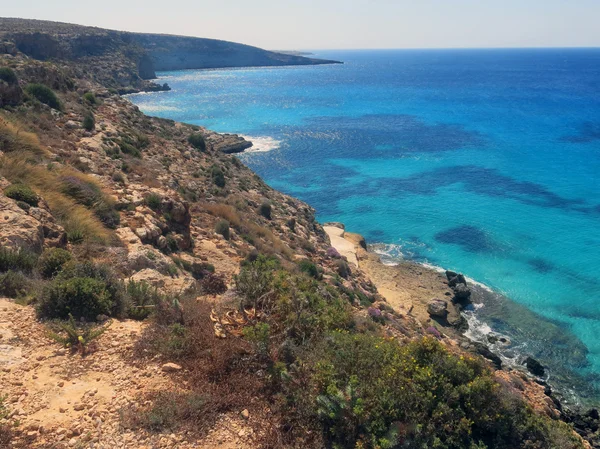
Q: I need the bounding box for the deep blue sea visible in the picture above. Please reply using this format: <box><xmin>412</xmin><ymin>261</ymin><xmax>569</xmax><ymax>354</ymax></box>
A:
<box><xmin>129</xmin><ymin>49</ymin><xmax>600</xmax><ymax>406</ymax></box>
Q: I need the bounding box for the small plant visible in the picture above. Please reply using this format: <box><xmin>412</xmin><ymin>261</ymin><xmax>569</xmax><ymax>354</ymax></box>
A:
<box><xmin>67</xmin><ymin>229</ymin><xmax>85</xmax><ymax>244</ymax></box>
<box><xmin>83</xmin><ymin>92</ymin><xmax>97</xmax><ymax>105</ymax></box>
<box><xmin>47</xmin><ymin>314</ymin><xmax>109</xmax><ymax>355</ymax></box>
<box><xmin>112</xmin><ymin>171</ymin><xmax>126</xmax><ymax>184</ymax></box>
<box><xmin>287</xmin><ymin>217</ymin><xmax>296</xmax><ymax>231</ymax></box>
<box><xmin>0</xmin><ymin>246</ymin><xmax>38</xmax><ymax>273</ymax></box>
<box><xmin>0</xmin><ymin>67</ymin><xmax>17</xmax><ymax>84</ymax></box>
<box><xmin>243</xmin><ymin>322</ymin><xmax>271</xmax><ymax>359</ymax></box>
<box><xmin>215</xmin><ymin>219</ymin><xmax>230</xmax><ymax>240</ymax></box>
<box><xmin>259</xmin><ymin>201</ymin><xmax>272</xmax><ymax>220</ymax></box>
<box><xmin>188</xmin><ymin>133</ymin><xmax>206</xmax><ymax>152</ymax></box>
<box><xmin>211</xmin><ymin>165</ymin><xmax>225</xmax><ymax>188</ymax></box>
<box><xmin>145</xmin><ymin>193</ymin><xmax>162</xmax><ymax>211</ymax></box>
<box><xmin>126</xmin><ymin>280</ymin><xmax>164</xmax><ymax>320</ymax></box>
<box><xmin>82</xmin><ymin>112</ymin><xmax>95</xmax><ymax>131</ymax></box>
<box><xmin>37</xmin><ymin>248</ymin><xmax>72</xmax><ymax>279</ymax></box>
<box><xmin>25</xmin><ymin>83</ymin><xmax>62</xmax><ymax>110</ymax></box>
<box><xmin>4</xmin><ymin>183</ymin><xmax>38</xmax><ymax>207</ymax></box>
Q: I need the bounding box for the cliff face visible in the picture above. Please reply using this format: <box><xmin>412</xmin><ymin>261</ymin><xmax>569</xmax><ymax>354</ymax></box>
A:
<box><xmin>0</xmin><ymin>18</ymin><xmax>340</xmax><ymax>92</ymax></box>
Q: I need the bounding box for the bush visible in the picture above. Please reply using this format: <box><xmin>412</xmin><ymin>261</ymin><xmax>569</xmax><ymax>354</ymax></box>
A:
<box><xmin>259</xmin><ymin>201</ymin><xmax>272</xmax><ymax>220</ymax></box>
<box><xmin>234</xmin><ymin>255</ymin><xmax>278</xmax><ymax>312</ymax></box>
<box><xmin>0</xmin><ymin>67</ymin><xmax>17</xmax><ymax>84</ymax></box>
<box><xmin>211</xmin><ymin>165</ymin><xmax>225</xmax><ymax>188</ymax></box>
<box><xmin>38</xmin><ymin>277</ymin><xmax>113</xmax><ymax>321</ymax></box>
<box><xmin>0</xmin><ymin>246</ymin><xmax>38</xmax><ymax>273</ymax></box>
<box><xmin>0</xmin><ymin>271</ymin><xmax>31</xmax><ymax>298</ymax></box>
<box><xmin>82</xmin><ymin>92</ymin><xmax>97</xmax><ymax>105</ymax></box>
<box><xmin>4</xmin><ymin>183</ymin><xmax>38</xmax><ymax>206</ymax></box>
<box><xmin>187</xmin><ymin>133</ymin><xmax>206</xmax><ymax>152</ymax></box>
<box><xmin>145</xmin><ymin>193</ymin><xmax>162</xmax><ymax>211</ymax></box>
<box><xmin>37</xmin><ymin>262</ymin><xmax>126</xmax><ymax>320</ymax></box>
<box><xmin>298</xmin><ymin>259</ymin><xmax>320</xmax><ymax>279</ymax></box>
<box><xmin>25</xmin><ymin>83</ymin><xmax>62</xmax><ymax>110</ymax></box>
<box><xmin>82</xmin><ymin>112</ymin><xmax>95</xmax><ymax>131</ymax></box>
<box><xmin>37</xmin><ymin>248</ymin><xmax>72</xmax><ymax>279</ymax></box>
<box><xmin>59</xmin><ymin>175</ymin><xmax>119</xmax><ymax>228</ymax></box>
<box><xmin>200</xmin><ymin>272</ymin><xmax>228</xmax><ymax>295</ymax></box>
<box><xmin>336</xmin><ymin>259</ymin><xmax>351</xmax><ymax>279</ymax></box>
<box><xmin>215</xmin><ymin>219</ymin><xmax>230</xmax><ymax>240</ymax></box>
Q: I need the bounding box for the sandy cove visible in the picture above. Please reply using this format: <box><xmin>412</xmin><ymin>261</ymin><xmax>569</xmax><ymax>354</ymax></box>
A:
<box><xmin>323</xmin><ymin>223</ymin><xmax>464</xmax><ymax>336</ymax></box>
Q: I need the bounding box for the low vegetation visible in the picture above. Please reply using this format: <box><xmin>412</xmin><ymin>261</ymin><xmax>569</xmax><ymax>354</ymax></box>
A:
<box><xmin>188</xmin><ymin>133</ymin><xmax>206</xmax><ymax>152</ymax></box>
<box><xmin>4</xmin><ymin>183</ymin><xmax>39</xmax><ymax>206</ymax></box>
<box><xmin>25</xmin><ymin>83</ymin><xmax>62</xmax><ymax>110</ymax></box>
<box><xmin>0</xmin><ymin>67</ymin><xmax>18</xmax><ymax>84</ymax></box>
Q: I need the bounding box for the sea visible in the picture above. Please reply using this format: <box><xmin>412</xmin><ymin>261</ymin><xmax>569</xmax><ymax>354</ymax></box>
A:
<box><xmin>128</xmin><ymin>48</ymin><xmax>600</xmax><ymax>407</ymax></box>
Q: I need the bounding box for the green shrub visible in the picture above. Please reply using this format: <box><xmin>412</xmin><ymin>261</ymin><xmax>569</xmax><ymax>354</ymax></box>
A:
<box><xmin>37</xmin><ymin>248</ymin><xmax>72</xmax><ymax>279</ymax></box>
<box><xmin>119</xmin><ymin>141</ymin><xmax>141</xmax><ymax>158</ymax></box>
<box><xmin>145</xmin><ymin>193</ymin><xmax>162</xmax><ymax>211</ymax></box>
<box><xmin>259</xmin><ymin>201</ymin><xmax>272</xmax><ymax>220</ymax></box>
<box><xmin>215</xmin><ymin>219</ymin><xmax>230</xmax><ymax>240</ymax></box>
<box><xmin>0</xmin><ymin>246</ymin><xmax>38</xmax><ymax>273</ymax></box>
<box><xmin>38</xmin><ymin>277</ymin><xmax>113</xmax><ymax>321</ymax></box>
<box><xmin>211</xmin><ymin>165</ymin><xmax>225</xmax><ymax>188</ymax></box>
<box><xmin>0</xmin><ymin>67</ymin><xmax>17</xmax><ymax>84</ymax></box>
<box><xmin>0</xmin><ymin>271</ymin><xmax>31</xmax><ymax>298</ymax></box>
<box><xmin>188</xmin><ymin>133</ymin><xmax>206</xmax><ymax>152</ymax></box>
<box><xmin>298</xmin><ymin>259</ymin><xmax>320</xmax><ymax>279</ymax></box>
<box><xmin>82</xmin><ymin>92</ymin><xmax>97</xmax><ymax>105</ymax></box>
<box><xmin>82</xmin><ymin>112</ymin><xmax>95</xmax><ymax>131</ymax></box>
<box><xmin>4</xmin><ymin>183</ymin><xmax>38</xmax><ymax>206</ymax></box>
<box><xmin>336</xmin><ymin>259</ymin><xmax>351</xmax><ymax>279</ymax></box>
<box><xmin>38</xmin><ymin>262</ymin><xmax>126</xmax><ymax>320</ymax></box>
<box><xmin>282</xmin><ymin>334</ymin><xmax>583</xmax><ymax>449</ymax></box>
<box><xmin>25</xmin><ymin>83</ymin><xmax>62</xmax><ymax>110</ymax></box>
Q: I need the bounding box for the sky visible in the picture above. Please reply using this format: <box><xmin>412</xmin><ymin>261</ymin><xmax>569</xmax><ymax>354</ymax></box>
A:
<box><xmin>2</xmin><ymin>0</ymin><xmax>600</xmax><ymax>50</ymax></box>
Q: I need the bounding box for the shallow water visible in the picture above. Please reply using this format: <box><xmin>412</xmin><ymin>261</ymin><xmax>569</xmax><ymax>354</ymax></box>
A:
<box><xmin>129</xmin><ymin>48</ymin><xmax>600</xmax><ymax>405</ymax></box>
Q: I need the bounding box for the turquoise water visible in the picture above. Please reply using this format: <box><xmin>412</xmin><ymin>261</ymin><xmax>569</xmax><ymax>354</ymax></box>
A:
<box><xmin>129</xmin><ymin>49</ymin><xmax>600</xmax><ymax>404</ymax></box>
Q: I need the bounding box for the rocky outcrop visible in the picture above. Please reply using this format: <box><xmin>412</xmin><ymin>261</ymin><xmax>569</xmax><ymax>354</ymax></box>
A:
<box><xmin>0</xmin><ymin>79</ymin><xmax>22</xmax><ymax>107</ymax></box>
<box><xmin>524</xmin><ymin>356</ymin><xmax>546</xmax><ymax>377</ymax></box>
<box><xmin>208</xmin><ymin>133</ymin><xmax>253</xmax><ymax>154</ymax></box>
<box><xmin>427</xmin><ymin>299</ymin><xmax>448</xmax><ymax>318</ymax></box>
<box><xmin>446</xmin><ymin>270</ymin><xmax>472</xmax><ymax>304</ymax></box>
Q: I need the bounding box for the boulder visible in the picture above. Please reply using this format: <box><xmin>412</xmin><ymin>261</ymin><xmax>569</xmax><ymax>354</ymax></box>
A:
<box><xmin>452</xmin><ymin>283</ymin><xmax>472</xmax><ymax>303</ymax></box>
<box><xmin>427</xmin><ymin>299</ymin><xmax>448</xmax><ymax>318</ymax></box>
<box><xmin>473</xmin><ymin>342</ymin><xmax>502</xmax><ymax>370</ymax></box>
<box><xmin>524</xmin><ymin>356</ymin><xmax>545</xmax><ymax>377</ymax></box>
<box><xmin>0</xmin><ymin>194</ymin><xmax>45</xmax><ymax>251</ymax></box>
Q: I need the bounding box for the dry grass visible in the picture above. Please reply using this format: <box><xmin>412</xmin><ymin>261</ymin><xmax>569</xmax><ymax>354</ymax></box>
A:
<box><xmin>0</xmin><ymin>118</ymin><xmax>113</xmax><ymax>244</ymax></box>
<box><xmin>201</xmin><ymin>201</ymin><xmax>292</xmax><ymax>259</ymax></box>
<box><xmin>0</xmin><ymin>116</ymin><xmax>47</xmax><ymax>158</ymax></box>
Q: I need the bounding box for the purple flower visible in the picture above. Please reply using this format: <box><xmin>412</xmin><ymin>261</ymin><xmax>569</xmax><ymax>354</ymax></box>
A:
<box><xmin>426</xmin><ymin>326</ymin><xmax>442</xmax><ymax>339</ymax></box>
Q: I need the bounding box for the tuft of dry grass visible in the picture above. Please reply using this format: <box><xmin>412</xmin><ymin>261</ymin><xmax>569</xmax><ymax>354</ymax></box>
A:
<box><xmin>0</xmin><ymin>116</ymin><xmax>47</xmax><ymax>158</ymax></box>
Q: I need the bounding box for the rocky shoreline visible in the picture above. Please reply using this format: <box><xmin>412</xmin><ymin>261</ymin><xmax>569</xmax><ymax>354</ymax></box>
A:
<box><xmin>323</xmin><ymin>223</ymin><xmax>600</xmax><ymax>446</ymax></box>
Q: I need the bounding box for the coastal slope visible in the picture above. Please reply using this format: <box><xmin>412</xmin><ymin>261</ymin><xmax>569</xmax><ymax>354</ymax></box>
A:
<box><xmin>0</xmin><ymin>18</ymin><xmax>341</xmax><ymax>93</ymax></box>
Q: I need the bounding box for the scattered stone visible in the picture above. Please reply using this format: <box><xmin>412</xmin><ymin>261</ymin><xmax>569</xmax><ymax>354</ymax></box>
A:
<box><xmin>240</xmin><ymin>409</ymin><xmax>249</xmax><ymax>420</ymax></box>
<box><xmin>161</xmin><ymin>362</ymin><xmax>182</xmax><ymax>372</ymax></box>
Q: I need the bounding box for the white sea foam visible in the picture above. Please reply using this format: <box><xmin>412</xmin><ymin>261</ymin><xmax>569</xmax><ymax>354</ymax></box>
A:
<box><xmin>240</xmin><ymin>135</ymin><xmax>282</xmax><ymax>153</ymax></box>
<box><xmin>137</xmin><ymin>104</ymin><xmax>182</xmax><ymax>113</ymax></box>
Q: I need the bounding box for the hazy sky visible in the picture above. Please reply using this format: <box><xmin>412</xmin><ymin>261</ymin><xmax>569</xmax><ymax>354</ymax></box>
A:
<box><xmin>3</xmin><ymin>0</ymin><xmax>600</xmax><ymax>50</ymax></box>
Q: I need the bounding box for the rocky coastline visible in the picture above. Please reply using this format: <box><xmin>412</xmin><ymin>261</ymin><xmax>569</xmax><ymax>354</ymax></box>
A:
<box><xmin>324</xmin><ymin>223</ymin><xmax>600</xmax><ymax>446</ymax></box>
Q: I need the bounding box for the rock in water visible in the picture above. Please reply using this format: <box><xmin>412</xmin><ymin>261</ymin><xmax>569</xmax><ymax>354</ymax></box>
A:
<box><xmin>452</xmin><ymin>283</ymin><xmax>472</xmax><ymax>303</ymax></box>
<box><xmin>524</xmin><ymin>356</ymin><xmax>545</xmax><ymax>377</ymax></box>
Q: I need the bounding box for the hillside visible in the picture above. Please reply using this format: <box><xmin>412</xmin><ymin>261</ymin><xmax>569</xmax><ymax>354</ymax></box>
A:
<box><xmin>0</xmin><ymin>18</ymin><xmax>341</xmax><ymax>93</ymax></box>
<box><xmin>0</xmin><ymin>19</ymin><xmax>597</xmax><ymax>449</ymax></box>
